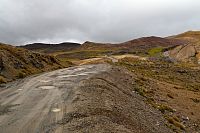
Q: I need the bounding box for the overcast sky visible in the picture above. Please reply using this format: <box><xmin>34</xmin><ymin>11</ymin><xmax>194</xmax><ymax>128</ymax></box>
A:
<box><xmin>0</xmin><ymin>0</ymin><xmax>200</xmax><ymax>45</ymax></box>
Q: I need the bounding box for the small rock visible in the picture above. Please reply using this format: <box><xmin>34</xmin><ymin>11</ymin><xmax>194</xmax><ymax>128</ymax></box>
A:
<box><xmin>182</xmin><ymin>116</ymin><xmax>189</xmax><ymax>121</ymax></box>
<box><xmin>156</xmin><ymin>121</ymin><xmax>160</xmax><ymax>126</ymax></box>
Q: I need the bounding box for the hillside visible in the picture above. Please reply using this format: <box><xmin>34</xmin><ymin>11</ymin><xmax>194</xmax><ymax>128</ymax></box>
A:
<box><xmin>115</xmin><ymin>57</ymin><xmax>200</xmax><ymax>132</ymax></box>
<box><xmin>80</xmin><ymin>36</ymin><xmax>185</xmax><ymax>53</ymax></box>
<box><xmin>167</xmin><ymin>31</ymin><xmax>200</xmax><ymax>63</ymax></box>
<box><xmin>0</xmin><ymin>43</ymin><xmax>71</xmax><ymax>83</ymax></box>
<box><xmin>21</xmin><ymin>36</ymin><xmax>186</xmax><ymax>62</ymax></box>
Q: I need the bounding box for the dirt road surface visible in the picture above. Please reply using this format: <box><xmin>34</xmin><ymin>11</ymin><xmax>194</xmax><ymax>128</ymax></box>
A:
<box><xmin>0</xmin><ymin>64</ymin><xmax>109</xmax><ymax>133</ymax></box>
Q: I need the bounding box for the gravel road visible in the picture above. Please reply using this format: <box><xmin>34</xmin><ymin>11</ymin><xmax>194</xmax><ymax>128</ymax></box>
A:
<box><xmin>0</xmin><ymin>64</ymin><xmax>109</xmax><ymax>133</ymax></box>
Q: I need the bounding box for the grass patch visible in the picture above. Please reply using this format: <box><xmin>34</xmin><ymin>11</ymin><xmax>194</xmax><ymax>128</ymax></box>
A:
<box><xmin>148</xmin><ymin>47</ymin><xmax>164</xmax><ymax>56</ymax></box>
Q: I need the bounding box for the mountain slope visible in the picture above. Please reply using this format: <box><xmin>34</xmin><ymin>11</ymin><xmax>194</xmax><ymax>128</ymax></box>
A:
<box><xmin>0</xmin><ymin>43</ymin><xmax>69</xmax><ymax>83</ymax></box>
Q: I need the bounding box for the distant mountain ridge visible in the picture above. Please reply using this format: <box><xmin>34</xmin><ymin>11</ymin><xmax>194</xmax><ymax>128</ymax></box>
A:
<box><xmin>19</xmin><ymin>36</ymin><xmax>187</xmax><ymax>61</ymax></box>
<box><xmin>19</xmin><ymin>31</ymin><xmax>200</xmax><ymax>64</ymax></box>
<box><xmin>21</xmin><ymin>36</ymin><xmax>185</xmax><ymax>52</ymax></box>
<box><xmin>19</xmin><ymin>42</ymin><xmax>81</xmax><ymax>53</ymax></box>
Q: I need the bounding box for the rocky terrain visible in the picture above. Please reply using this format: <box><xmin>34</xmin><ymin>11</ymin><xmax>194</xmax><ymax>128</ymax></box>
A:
<box><xmin>167</xmin><ymin>31</ymin><xmax>200</xmax><ymax>63</ymax></box>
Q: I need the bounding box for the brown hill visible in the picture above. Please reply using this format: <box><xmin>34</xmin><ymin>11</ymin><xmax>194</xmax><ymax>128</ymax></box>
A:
<box><xmin>119</xmin><ymin>36</ymin><xmax>184</xmax><ymax>47</ymax></box>
<box><xmin>79</xmin><ymin>36</ymin><xmax>185</xmax><ymax>56</ymax></box>
<box><xmin>0</xmin><ymin>43</ymin><xmax>69</xmax><ymax>83</ymax></box>
<box><xmin>82</xmin><ymin>36</ymin><xmax>184</xmax><ymax>50</ymax></box>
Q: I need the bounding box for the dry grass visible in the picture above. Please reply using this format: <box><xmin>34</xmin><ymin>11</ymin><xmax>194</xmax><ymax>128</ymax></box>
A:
<box><xmin>0</xmin><ymin>76</ymin><xmax>6</xmax><ymax>83</ymax></box>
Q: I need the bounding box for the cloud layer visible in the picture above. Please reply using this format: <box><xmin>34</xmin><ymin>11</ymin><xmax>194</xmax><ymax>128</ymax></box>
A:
<box><xmin>0</xmin><ymin>0</ymin><xmax>200</xmax><ymax>45</ymax></box>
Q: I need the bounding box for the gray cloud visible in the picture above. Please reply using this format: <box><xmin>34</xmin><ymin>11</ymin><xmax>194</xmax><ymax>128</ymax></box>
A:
<box><xmin>0</xmin><ymin>0</ymin><xmax>200</xmax><ymax>45</ymax></box>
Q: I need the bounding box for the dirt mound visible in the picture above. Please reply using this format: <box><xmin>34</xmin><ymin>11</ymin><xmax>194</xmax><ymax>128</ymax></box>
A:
<box><xmin>60</xmin><ymin>66</ymin><xmax>172</xmax><ymax>133</ymax></box>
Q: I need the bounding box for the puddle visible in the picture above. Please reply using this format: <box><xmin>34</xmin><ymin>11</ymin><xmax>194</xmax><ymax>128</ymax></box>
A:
<box><xmin>74</xmin><ymin>68</ymin><xmax>85</xmax><ymax>71</ymax></box>
<box><xmin>52</xmin><ymin>108</ymin><xmax>61</xmax><ymax>113</ymax></box>
<box><xmin>39</xmin><ymin>80</ymin><xmax>51</xmax><ymax>83</ymax></box>
<box><xmin>58</xmin><ymin>73</ymin><xmax>88</xmax><ymax>78</ymax></box>
<box><xmin>82</xmin><ymin>72</ymin><xmax>96</xmax><ymax>74</ymax></box>
<box><xmin>58</xmin><ymin>75</ymin><xmax>77</xmax><ymax>78</ymax></box>
<box><xmin>77</xmin><ymin>73</ymin><xmax>89</xmax><ymax>76</ymax></box>
<box><xmin>39</xmin><ymin>86</ymin><xmax>55</xmax><ymax>90</ymax></box>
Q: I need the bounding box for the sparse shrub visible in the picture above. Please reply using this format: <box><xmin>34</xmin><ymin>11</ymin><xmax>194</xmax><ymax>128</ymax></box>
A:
<box><xmin>166</xmin><ymin>116</ymin><xmax>185</xmax><ymax>130</ymax></box>
<box><xmin>156</xmin><ymin>104</ymin><xmax>174</xmax><ymax>113</ymax></box>
<box><xmin>0</xmin><ymin>76</ymin><xmax>6</xmax><ymax>84</ymax></box>
<box><xmin>17</xmin><ymin>72</ymin><xmax>26</xmax><ymax>78</ymax></box>
<box><xmin>148</xmin><ymin>47</ymin><xmax>164</xmax><ymax>56</ymax></box>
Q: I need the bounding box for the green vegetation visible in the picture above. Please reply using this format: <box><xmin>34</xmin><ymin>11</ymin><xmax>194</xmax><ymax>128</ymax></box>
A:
<box><xmin>148</xmin><ymin>47</ymin><xmax>164</xmax><ymax>56</ymax></box>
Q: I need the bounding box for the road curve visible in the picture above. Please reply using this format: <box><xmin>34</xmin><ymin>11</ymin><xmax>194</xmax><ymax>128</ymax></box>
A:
<box><xmin>0</xmin><ymin>64</ymin><xmax>109</xmax><ymax>133</ymax></box>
